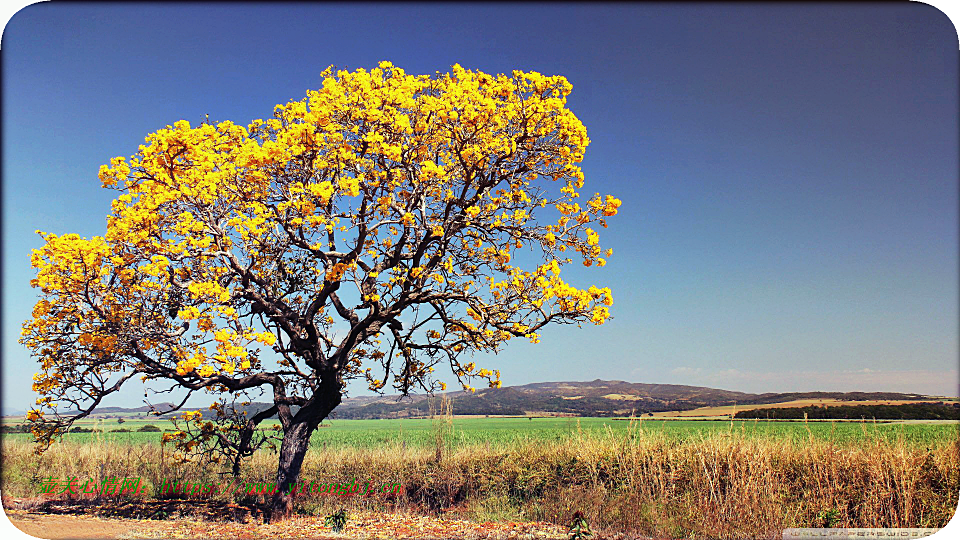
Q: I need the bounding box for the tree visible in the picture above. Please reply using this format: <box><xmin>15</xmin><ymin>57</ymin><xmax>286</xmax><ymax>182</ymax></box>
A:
<box><xmin>21</xmin><ymin>62</ymin><xmax>621</xmax><ymax>521</ymax></box>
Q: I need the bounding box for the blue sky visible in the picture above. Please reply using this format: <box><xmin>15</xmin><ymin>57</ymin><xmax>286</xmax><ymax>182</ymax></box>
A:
<box><xmin>2</xmin><ymin>3</ymin><xmax>958</xmax><ymax>413</ymax></box>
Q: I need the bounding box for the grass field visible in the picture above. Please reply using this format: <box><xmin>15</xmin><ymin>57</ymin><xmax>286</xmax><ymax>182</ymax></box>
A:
<box><xmin>4</xmin><ymin>415</ymin><xmax>959</xmax><ymax>448</ymax></box>
<box><xmin>3</xmin><ymin>416</ymin><xmax>958</xmax><ymax>538</ymax></box>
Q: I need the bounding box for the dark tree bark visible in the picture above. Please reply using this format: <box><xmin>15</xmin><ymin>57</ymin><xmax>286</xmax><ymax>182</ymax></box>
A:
<box><xmin>268</xmin><ymin>384</ymin><xmax>341</xmax><ymax>522</ymax></box>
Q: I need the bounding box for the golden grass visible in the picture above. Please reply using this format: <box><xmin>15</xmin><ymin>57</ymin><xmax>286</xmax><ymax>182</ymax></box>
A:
<box><xmin>601</xmin><ymin>393</ymin><xmax>638</xmax><ymax>400</ymax></box>
<box><xmin>2</xmin><ymin>421</ymin><xmax>957</xmax><ymax>539</ymax></box>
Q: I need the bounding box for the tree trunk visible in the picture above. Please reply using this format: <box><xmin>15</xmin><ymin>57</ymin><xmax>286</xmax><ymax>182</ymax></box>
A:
<box><xmin>268</xmin><ymin>388</ymin><xmax>341</xmax><ymax>522</ymax></box>
<box><xmin>268</xmin><ymin>420</ymin><xmax>314</xmax><ymax>521</ymax></box>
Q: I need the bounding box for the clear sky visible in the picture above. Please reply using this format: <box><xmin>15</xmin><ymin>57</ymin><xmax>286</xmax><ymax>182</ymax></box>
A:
<box><xmin>2</xmin><ymin>3</ymin><xmax>958</xmax><ymax>413</ymax></box>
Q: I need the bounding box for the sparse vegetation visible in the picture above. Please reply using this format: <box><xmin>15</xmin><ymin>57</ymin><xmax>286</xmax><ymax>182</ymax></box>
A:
<box><xmin>2</xmin><ymin>417</ymin><xmax>957</xmax><ymax>538</ymax></box>
<box><xmin>324</xmin><ymin>508</ymin><xmax>348</xmax><ymax>533</ymax></box>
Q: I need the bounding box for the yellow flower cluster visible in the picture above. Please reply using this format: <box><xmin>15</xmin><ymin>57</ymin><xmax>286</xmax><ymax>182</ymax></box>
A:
<box><xmin>176</xmin><ymin>353</ymin><xmax>206</xmax><ymax>376</ymax></box>
<box><xmin>307</xmin><ymin>181</ymin><xmax>335</xmax><ymax>203</ymax></box>
<box><xmin>22</xmin><ymin>61</ymin><xmax>620</xmax><ymax>418</ymax></box>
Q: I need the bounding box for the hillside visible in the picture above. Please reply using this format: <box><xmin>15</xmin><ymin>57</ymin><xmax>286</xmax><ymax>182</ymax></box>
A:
<box><xmin>330</xmin><ymin>380</ymin><xmax>929</xmax><ymax>419</ymax></box>
<box><xmin>34</xmin><ymin>380</ymin><xmax>933</xmax><ymax>421</ymax></box>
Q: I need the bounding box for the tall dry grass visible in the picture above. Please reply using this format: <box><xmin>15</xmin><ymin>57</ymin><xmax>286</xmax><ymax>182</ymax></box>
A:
<box><xmin>2</xmin><ymin>419</ymin><xmax>957</xmax><ymax>539</ymax></box>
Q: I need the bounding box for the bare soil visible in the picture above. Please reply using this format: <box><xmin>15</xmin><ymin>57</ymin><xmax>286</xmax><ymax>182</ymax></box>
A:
<box><xmin>1</xmin><ymin>498</ymin><xmax>577</xmax><ymax>539</ymax></box>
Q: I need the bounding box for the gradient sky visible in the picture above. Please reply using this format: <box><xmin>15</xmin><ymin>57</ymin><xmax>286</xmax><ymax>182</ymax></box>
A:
<box><xmin>2</xmin><ymin>3</ymin><xmax>958</xmax><ymax>413</ymax></box>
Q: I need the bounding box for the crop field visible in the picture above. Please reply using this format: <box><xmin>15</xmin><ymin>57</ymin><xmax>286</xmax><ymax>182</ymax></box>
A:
<box><xmin>3</xmin><ymin>415</ymin><xmax>958</xmax><ymax>448</ymax></box>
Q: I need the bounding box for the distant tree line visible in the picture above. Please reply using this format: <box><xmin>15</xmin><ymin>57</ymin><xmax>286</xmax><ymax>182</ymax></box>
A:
<box><xmin>738</xmin><ymin>391</ymin><xmax>927</xmax><ymax>406</ymax></box>
<box><xmin>734</xmin><ymin>402</ymin><xmax>960</xmax><ymax>420</ymax></box>
<box><xmin>0</xmin><ymin>423</ymin><xmax>164</xmax><ymax>434</ymax></box>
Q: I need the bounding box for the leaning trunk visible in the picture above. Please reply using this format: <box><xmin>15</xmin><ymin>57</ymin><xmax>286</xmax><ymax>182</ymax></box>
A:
<box><xmin>269</xmin><ymin>420</ymin><xmax>315</xmax><ymax>521</ymax></box>
<box><xmin>268</xmin><ymin>389</ymin><xmax>341</xmax><ymax>522</ymax></box>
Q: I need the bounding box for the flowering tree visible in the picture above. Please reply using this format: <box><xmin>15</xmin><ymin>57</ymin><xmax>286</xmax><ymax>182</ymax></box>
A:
<box><xmin>21</xmin><ymin>62</ymin><xmax>620</xmax><ymax>520</ymax></box>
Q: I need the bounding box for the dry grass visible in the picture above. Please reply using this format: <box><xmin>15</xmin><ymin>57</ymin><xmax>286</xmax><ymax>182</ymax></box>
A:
<box><xmin>2</xmin><ymin>419</ymin><xmax>958</xmax><ymax>539</ymax></box>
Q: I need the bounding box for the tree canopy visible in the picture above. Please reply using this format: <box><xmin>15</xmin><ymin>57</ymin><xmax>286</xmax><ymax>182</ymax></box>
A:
<box><xmin>21</xmin><ymin>61</ymin><xmax>620</xmax><ymax>518</ymax></box>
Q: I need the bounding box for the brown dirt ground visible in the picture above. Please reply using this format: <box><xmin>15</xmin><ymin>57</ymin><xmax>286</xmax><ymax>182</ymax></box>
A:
<box><xmin>1</xmin><ymin>505</ymin><xmax>576</xmax><ymax>540</ymax></box>
<box><xmin>4</xmin><ymin>509</ymin><xmax>186</xmax><ymax>539</ymax></box>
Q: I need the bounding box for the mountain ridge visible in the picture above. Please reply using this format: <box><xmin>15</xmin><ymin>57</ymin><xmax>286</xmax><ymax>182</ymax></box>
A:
<box><xmin>35</xmin><ymin>380</ymin><xmax>931</xmax><ymax>419</ymax></box>
<box><xmin>329</xmin><ymin>379</ymin><xmax>928</xmax><ymax>418</ymax></box>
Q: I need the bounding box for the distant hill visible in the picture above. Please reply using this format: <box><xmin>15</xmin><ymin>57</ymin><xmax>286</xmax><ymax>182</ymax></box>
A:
<box><xmin>1</xmin><ymin>407</ymin><xmax>25</xmax><ymax>417</ymax></box>
<box><xmin>80</xmin><ymin>403</ymin><xmax>179</xmax><ymax>415</ymax></box>
<box><xmin>17</xmin><ymin>381</ymin><xmax>933</xmax><ymax>420</ymax></box>
<box><xmin>330</xmin><ymin>380</ymin><xmax>748</xmax><ymax>418</ymax></box>
<box><xmin>25</xmin><ymin>402</ymin><xmax>181</xmax><ymax>419</ymax></box>
<box><xmin>328</xmin><ymin>380</ymin><xmax>928</xmax><ymax>419</ymax></box>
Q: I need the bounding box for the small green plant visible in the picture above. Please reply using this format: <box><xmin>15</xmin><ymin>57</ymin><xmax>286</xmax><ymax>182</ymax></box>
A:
<box><xmin>568</xmin><ymin>510</ymin><xmax>592</xmax><ymax>539</ymax></box>
<box><xmin>137</xmin><ymin>425</ymin><xmax>161</xmax><ymax>432</ymax></box>
<box><xmin>817</xmin><ymin>508</ymin><xmax>841</xmax><ymax>528</ymax></box>
<box><xmin>325</xmin><ymin>508</ymin><xmax>348</xmax><ymax>533</ymax></box>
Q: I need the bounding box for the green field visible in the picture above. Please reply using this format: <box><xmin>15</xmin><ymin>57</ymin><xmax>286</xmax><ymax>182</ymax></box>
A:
<box><xmin>3</xmin><ymin>415</ymin><xmax>958</xmax><ymax>536</ymax></box>
<box><xmin>4</xmin><ymin>416</ymin><xmax>958</xmax><ymax>449</ymax></box>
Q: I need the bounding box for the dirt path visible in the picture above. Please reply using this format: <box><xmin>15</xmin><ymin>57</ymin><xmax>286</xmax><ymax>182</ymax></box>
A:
<box><xmin>4</xmin><ymin>509</ymin><xmax>186</xmax><ymax>539</ymax></box>
<box><xmin>3</xmin><ymin>508</ymin><xmax>571</xmax><ymax>539</ymax></box>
